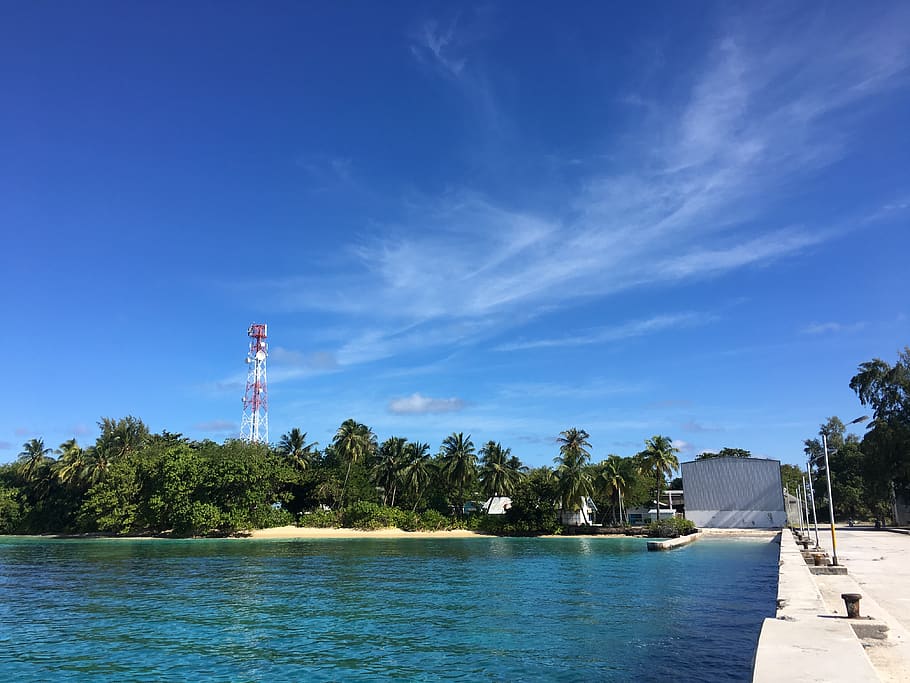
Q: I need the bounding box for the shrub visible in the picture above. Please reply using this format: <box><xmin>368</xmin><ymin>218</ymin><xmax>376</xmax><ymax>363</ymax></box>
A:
<box><xmin>341</xmin><ymin>502</ymin><xmax>406</xmax><ymax>530</ymax></box>
<box><xmin>417</xmin><ymin>509</ymin><xmax>449</xmax><ymax>531</ymax></box>
<box><xmin>300</xmin><ymin>509</ymin><xmax>340</xmax><ymax>528</ymax></box>
<box><xmin>647</xmin><ymin>517</ymin><xmax>696</xmax><ymax>538</ymax></box>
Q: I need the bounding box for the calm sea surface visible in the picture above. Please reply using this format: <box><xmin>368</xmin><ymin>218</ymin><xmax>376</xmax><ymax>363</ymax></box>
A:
<box><xmin>0</xmin><ymin>535</ymin><xmax>777</xmax><ymax>682</ymax></box>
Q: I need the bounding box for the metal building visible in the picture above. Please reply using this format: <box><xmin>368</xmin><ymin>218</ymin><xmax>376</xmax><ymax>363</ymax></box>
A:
<box><xmin>680</xmin><ymin>457</ymin><xmax>786</xmax><ymax>528</ymax></box>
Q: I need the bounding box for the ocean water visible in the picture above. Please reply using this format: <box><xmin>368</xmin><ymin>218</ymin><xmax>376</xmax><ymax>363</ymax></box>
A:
<box><xmin>0</xmin><ymin>535</ymin><xmax>778</xmax><ymax>682</ymax></box>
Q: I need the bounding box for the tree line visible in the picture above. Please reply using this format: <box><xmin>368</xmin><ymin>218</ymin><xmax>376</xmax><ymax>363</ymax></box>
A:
<box><xmin>0</xmin><ymin>417</ymin><xmax>684</xmax><ymax>537</ymax></box>
<box><xmin>796</xmin><ymin>348</ymin><xmax>910</xmax><ymax>523</ymax></box>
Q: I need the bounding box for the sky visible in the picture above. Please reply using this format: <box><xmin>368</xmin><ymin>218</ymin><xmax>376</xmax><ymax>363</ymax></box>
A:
<box><xmin>2</xmin><ymin>2</ymin><xmax>908</xmax><ymax>468</ymax></box>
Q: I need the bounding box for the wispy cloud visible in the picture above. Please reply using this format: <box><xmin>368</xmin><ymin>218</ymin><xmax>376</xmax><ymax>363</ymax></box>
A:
<box><xmin>388</xmin><ymin>393</ymin><xmax>466</xmax><ymax>415</ymax></box>
<box><xmin>195</xmin><ymin>420</ymin><xmax>238</xmax><ymax>433</ymax></box>
<box><xmin>410</xmin><ymin>19</ymin><xmax>466</xmax><ymax>77</ymax></box>
<box><xmin>801</xmin><ymin>321</ymin><xmax>867</xmax><ymax>335</ymax></box>
<box><xmin>253</xmin><ymin>7</ymin><xmax>909</xmax><ymax>369</ymax></box>
<box><xmin>496</xmin><ymin>312</ymin><xmax>714</xmax><ymax>352</ymax></box>
<box><xmin>0</xmin><ymin>441</ymin><xmax>12</xmax><ymax>450</ymax></box>
<box><xmin>681</xmin><ymin>420</ymin><xmax>724</xmax><ymax>433</ymax></box>
<box><xmin>496</xmin><ymin>380</ymin><xmax>646</xmax><ymax>400</ymax></box>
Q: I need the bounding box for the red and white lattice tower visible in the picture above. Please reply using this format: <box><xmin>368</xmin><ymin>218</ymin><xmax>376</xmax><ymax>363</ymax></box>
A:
<box><xmin>240</xmin><ymin>323</ymin><xmax>269</xmax><ymax>443</ymax></box>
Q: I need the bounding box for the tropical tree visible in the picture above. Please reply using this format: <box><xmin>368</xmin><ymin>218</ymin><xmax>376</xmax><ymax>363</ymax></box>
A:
<box><xmin>372</xmin><ymin>437</ymin><xmax>407</xmax><ymax>507</ymax></box>
<box><xmin>850</xmin><ymin>349</ymin><xmax>910</xmax><ymax>520</ymax></box>
<box><xmin>400</xmin><ymin>441</ymin><xmax>433</xmax><ymax>512</ymax></box>
<box><xmin>278</xmin><ymin>428</ymin><xmax>318</xmax><ymax>470</ymax></box>
<box><xmin>596</xmin><ymin>455</ymin><xmax>627</xmax><ymax>525</ymax></box>
<box><xmin>96</xmin><ymin>416</ymin><xmax>149</xmax><ymax>461</ymax></box>
<box><xmin>697</xmin><ymin>447</ymin><xmax>752</xmax><ymax>459</ymax></box>
<box><xmin>554</xmin><ymin>428</ymin><xmax>594</xmax><ymax>512</ymax></box>
<box><xmin>55</xmin><ymin>438</ymin><xmax>87</xmax><ymax>487</ymax></box>
<box><xmin>332</xmin><ymin>419</ymin><xmax>377</xmax><ymax>509</ymax></box>
<box><xmin>17</xmin><ymin>438</ymin><xmax>53</xmax><ymax>482</ymax></box>
<box><xmin>479</xmin><ymin>441</ymin><xmax>525</xmax><ymax>499</ymax></box>
<box><xmin>440</xmin><ymin>432</ymin><xmax>477</xmax><ymax>515</ymax></box>
<box><xmin>638</xmin><ymin>435</ymin><xmax>679</xmax><ymax>521</ymax></box>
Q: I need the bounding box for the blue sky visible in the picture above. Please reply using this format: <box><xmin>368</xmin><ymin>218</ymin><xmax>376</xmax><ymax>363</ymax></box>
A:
<box><xmin>2</xmin><ymin>2</ymin><xmax>908</xmax><ymax>468</ymax></box>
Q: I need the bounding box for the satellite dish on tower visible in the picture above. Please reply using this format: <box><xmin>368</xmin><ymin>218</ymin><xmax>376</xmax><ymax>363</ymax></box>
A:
<box><xmin>255</xmin><ymin>350</ymin><xmax>266</xmax><ymax>361</ymax></box>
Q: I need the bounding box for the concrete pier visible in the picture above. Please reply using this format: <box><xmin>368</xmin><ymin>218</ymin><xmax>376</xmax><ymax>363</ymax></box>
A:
<box><xmin>753</xmin><ymin>527</ymin><xmax>910</xmax><ymax>682</ymax></box>
<box><xmin>646</xmin><ymin>532</ymin><xmax>700</xmax><ymax>551</ymax></box>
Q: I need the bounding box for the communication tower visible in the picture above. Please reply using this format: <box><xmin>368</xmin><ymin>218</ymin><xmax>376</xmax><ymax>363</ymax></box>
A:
<box><xmin>240</xmin><ymin>323</ymin><xmax>269</xmax><ymax>443</ymax></box>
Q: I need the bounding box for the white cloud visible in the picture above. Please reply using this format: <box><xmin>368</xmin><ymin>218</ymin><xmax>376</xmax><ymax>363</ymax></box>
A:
<box><xmin>388</xmin><ymin>393</ymin><xmax>466</xmax><ymax>415</ymax></box>
<box><xmin>496</xmin><ymin>312</ymin><xmax>714</xmax><ymax>352</ymax></box>
<box><xmin>672</xmin><ymin>439</ymin><xmax>693</xmax><ymax>454</ymax></box>
<box><xmin>249</xmin><ymin>8</ymin><xmax>909</xmax><ymax>369</ymax></box>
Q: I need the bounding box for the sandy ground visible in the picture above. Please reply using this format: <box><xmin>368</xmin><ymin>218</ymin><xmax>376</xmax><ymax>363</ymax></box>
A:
<box><xmin>246</xmin><ymin>525</ymin><xmax>494</xmax><ymax>539</ymax></box>
<box><xmin>812</xmin><ymin>527</ymin><xmax>910</xmax><ymax>682</ymax></box>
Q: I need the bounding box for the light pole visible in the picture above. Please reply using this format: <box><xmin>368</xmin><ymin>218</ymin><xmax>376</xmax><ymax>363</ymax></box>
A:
<box><xmin>805</xmin><ymin>461</ymin><xmax>820</xmax><ymax>548</ymax></box>
<box><xmin>816</xmin><ymin>415</ymin><xmax>869</xmax><ymax>566</ymax></box>
<box><xmin>801</xmin><ymin>476</ymin><xmax>812</xmax><ymax>533</ymax></box>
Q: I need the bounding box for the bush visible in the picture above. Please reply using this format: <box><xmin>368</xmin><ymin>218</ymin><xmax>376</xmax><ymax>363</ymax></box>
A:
<box><xmin>341</xmin><ymin>502</ymin><xmax>407</xmax><ymax>530</ymax></box>
<box><xmin>647</xmin><ymin>517</ymin><xmax>696</xmax><ymax>538</ymax></box>
<box><xmin>477</xmin><ymin>514</ymin><xmax>562</xmax><ymax>535</ymax></box>
<box><xmin>418</xmin><ymin>509</ymin><xmax>449</xmax><ymax>531</ymax></box>
<box><xmin>300</xmin><ymin>509</ymin><xmax>340</xmax><ymax>528</ymax></box>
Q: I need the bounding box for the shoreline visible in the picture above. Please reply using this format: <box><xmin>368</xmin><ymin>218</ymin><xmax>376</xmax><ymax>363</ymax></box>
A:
<box><xmin>246</xmin><ymin>526</ymin><xmax>495</xmax><ymax>539</ymax></box>
<box><xmin>1</xmin><ymin>525</ymin><xmax>784</xmax><ymax>541</ymax></box>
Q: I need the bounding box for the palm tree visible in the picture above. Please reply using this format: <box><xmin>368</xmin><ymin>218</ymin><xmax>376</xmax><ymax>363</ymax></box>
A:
<box><xmin>401</xmin><ymin>441</ymin><xmax>432</xmax><ymax>512</ymax></box>
<box><xmin>554</xmin><ymin>428</ymin><xmax>594</xmax><ymax>513</ymax></box>
<box><xmin>440</xmin><ymin>432</ymin><xmax>477</xmax><ymax>516</ymax></box>
<box><xmin>17</xmin><ymin>438</ymin><xmax>54</xmax><ymax>482</ymax></box>
<box><xmin>597</xmin><ymin>455</ymin><xmax>627</xmax><ymax>525</ymax></box>
<box><xmin>83</xmin><ymin>416</ymin><xmax>149</xmax><ymax>487</ymax></box>
<box><xmin>372</xmin><ymin>437</ymin><xmax>407</xmax><ymax>506</ymax></box>
<box><xmin>639</xmin><ymin>435</ymin><xmax>680</xmax><ymax>521</ymax></box>
<box><xmin>479</xmin><ymin>441</ymin><xmax>525</xmax><ymax>499</ymax></box>
<box><xmin>278</xmin><ymin>428</ymin><xmax>318</xmax><ymax>470</ymax></box>
<box><xmin>55</xmin><ymin>438</ymin><xmax>87</xmax><ymax>487</ymax></box>
<box><xmin>333</xmin><ymin>419</ymin><xmax>377</xmax><ymax>509</ymax></box>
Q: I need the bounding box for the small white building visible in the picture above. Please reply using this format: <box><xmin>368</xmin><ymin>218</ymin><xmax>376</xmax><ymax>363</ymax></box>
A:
<box><xmin>482</xmin><ymin>496</ymin><xmax>512</xmax><ymax>515</ymax></box>
<box><xmin>625</xmin><ymin>502</ymin><xmax>676</xmax><ymax>525</ymax></box>
<box><xmin>559</xmin><ymin>497</ymin><xmax>597</xmax><ymax>526</ymax></box>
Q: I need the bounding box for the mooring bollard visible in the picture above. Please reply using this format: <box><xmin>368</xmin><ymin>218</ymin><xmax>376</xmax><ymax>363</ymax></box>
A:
<box><xmin>812</xmin><ymin>553</ymin><xmax>827</xmax><ymax>566</ymax></box>
<box><xmin>841</xmin><ymin>593</ymin><xmax>862</xmax><ymax>618</ymax></box>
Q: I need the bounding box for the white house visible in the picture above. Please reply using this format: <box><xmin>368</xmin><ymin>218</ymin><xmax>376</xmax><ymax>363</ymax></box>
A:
<box><xmin>559</xmin><ymin>497</ymin><xmax>597</xmax><ymax>526</ymax></box>
<box><xmin>625</xmin><ymin>501</ymin><xmax>676</xmax><ymax>525</ymax></box>
<box><xmin>482</xmin><ymin>496</ymin><xmax>512</xmax><ymax>515</ymax></box>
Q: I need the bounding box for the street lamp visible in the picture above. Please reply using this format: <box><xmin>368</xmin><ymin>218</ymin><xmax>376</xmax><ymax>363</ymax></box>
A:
<box><xmin>814</xmin><ymin>415</ymin><xmax>869</xmax><ymax>566</ymax></box>
<box><xmin>805</xmin><ymin>461</ymin><xmax>820</xmax><ymax>548</ymax></box>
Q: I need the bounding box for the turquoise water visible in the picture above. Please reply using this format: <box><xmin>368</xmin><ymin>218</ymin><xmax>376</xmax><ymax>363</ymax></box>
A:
<box><xmin>0</xmin><ymin>536</ymin><xmax>777</xmax><ymax>681</ymax></box>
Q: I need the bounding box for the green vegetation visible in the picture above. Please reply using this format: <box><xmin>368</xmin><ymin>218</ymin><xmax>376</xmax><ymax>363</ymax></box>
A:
<box><xmin>697</xmin><ymin>447</ymin><xmax>752</xmax><ymax>459</ymax></box>
<box><xmin>791</xmin><ymin>348</ymin><xmax>910</xmax><ymax>524</ymax></box>
<box><xmin>639</xmin><ymin>436</ymin><xmax>680</xmax><ymax>522</ymax></box>
<box><xmin>647</xmin><ymin>517</ymin><xmax>696</xmax><ymax>538</ymax></box>
<box><xmin>0</xmin><ymin>417</ymin><xmax>691</xmax><ymax>537</ymax></box>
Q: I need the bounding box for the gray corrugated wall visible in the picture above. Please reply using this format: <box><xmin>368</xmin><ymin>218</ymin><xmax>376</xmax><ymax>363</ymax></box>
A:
<box><xmin>681</xmin><ymin>458</ymin><xmax>785</xmax><ymax>512</ymax></box>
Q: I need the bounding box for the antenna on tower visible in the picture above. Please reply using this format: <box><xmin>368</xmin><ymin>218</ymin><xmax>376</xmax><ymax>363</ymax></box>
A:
<box><xmin>240</xmin><ymin>323</ymin><xmax>269</xmax><ymax>443</ymax></box>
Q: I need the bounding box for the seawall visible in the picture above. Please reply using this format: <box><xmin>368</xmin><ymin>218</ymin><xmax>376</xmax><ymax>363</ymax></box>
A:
<box><xmin>752</xmin><ymin>529</ymin><xmax>878</xmax><ymax>681</ymax></box>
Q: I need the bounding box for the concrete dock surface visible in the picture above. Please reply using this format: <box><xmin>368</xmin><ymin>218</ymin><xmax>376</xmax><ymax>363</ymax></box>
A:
<box><xmin>753</xmin><ymin>527</ymin><xmax>910</xmax><ymax>682</ymax></box>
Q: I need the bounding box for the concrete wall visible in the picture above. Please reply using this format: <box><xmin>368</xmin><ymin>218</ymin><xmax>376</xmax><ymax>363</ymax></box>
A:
<box><xmin>681</xmin><ymin>457</ymin><xmax>786</xmax><ymax>529</ymax></box>
<box><xmin>686</xmin><ymin>509</ymin><xmax>788</xmax><ymax>528</ymax></box>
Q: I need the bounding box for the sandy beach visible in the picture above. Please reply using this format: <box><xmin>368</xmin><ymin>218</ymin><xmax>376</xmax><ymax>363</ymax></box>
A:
<box><xmin>246</xmin><ymin>525</ymin><xmax>494</xmax><ymax>539</ymax></box>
